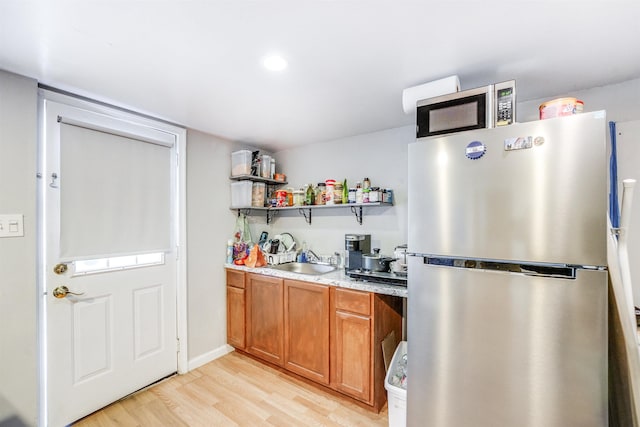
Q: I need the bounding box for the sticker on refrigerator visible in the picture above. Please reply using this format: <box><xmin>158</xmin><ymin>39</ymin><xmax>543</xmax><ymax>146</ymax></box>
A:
<box><xmin>465</xmin><ymin>141</ymin><xmax>486</xmax><ymax>160</ymax></box>
<box><xmin>504</xmin><ymin>136</ymin><xmax>533</xmax><ymax>151</ymax></box>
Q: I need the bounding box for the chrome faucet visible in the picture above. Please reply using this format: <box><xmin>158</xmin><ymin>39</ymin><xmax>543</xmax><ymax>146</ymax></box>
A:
<box><xmin>306</xmin><ymin>249</ymin><xmax>320</xmax><ymax>263</ymax></box>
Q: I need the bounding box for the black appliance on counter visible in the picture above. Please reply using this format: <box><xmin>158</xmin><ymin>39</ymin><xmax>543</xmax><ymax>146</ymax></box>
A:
<box><xmin>345</xmin><ymin>233</ymin><xmax>370</xmax><ymax>271</ymax></box>
<box><xmin>345</xmin><ymin>234</ymin><xmax>407</xmax><ymax>286</ymax></box>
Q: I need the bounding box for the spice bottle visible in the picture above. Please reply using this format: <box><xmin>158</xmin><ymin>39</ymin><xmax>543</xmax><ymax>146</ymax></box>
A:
<box><xmin>363</xmin><ymin>177</ymin><xmax>371</xmax><ymax>190</ymax></box>
<box><xmin>355</xmin><ymin>181</ymin><xmax>364</xmax><ymax>203</ymax></box>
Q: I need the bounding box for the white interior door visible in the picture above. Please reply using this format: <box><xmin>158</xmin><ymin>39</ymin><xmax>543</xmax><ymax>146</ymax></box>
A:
<box><xmin>42</xmin><ymin>99</ymin><xmax>180</xmax><ymax>426</ymax></box>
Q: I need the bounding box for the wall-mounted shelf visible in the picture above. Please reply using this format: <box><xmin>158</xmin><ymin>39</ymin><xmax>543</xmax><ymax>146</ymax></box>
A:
<box><xmin>232</xmin><ymin>202</ymin><xmax>393</xmax><ymax>225</ymax></box>
<box><xmin>230</xmin><ymin>175</ymin><xmax>288</xmax><ymax>186</ymax></box>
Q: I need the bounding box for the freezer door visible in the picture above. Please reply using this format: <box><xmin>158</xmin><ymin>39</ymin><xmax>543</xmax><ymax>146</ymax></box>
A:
<box><xmin>406</xmin><ymin>257</ymin><xmax>608</xmax><ymax>427</ymax></box>
<box><xmin>408</xmin><ymin>111</ymin><xmax>607</xmax><ymax>266</ymax></box>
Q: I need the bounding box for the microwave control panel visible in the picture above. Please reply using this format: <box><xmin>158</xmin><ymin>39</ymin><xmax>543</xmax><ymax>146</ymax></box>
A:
<box><xmin>495</xmin><ymin>81</ymin><xmax>515</xmax><ymax>126</ymax></box>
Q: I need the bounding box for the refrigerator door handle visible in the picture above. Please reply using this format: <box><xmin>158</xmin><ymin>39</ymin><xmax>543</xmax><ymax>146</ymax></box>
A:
<box><xmin>422</xmin><ymin>256</ymin><xmax>578</xmax><ymax>279</ymax></box>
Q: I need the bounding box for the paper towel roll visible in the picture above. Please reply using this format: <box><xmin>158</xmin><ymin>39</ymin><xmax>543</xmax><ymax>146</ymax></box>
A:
<box><xmin>402</xmin><ymin>75</ymin><xmax>460</xmax><ymax>114</ymax></box>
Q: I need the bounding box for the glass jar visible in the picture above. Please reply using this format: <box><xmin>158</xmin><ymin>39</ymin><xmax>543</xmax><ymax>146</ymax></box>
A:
<box><xmin>334</xmin><ymin>182</ymin><xmax>343</xmax><ymax>204</ymax></box>
<box><xmin>293</xmin><ymin>189</ymin><xmax>305</xmax><ymax>206</ymax></box>
<box><xmin>363</xmin><ymin>177</ymin><xmax>371</xmax><ymax>190</ymax></box>
<box><xmin>369</xmin><ymin>187</ymin><xmax>380</xmax><ymax>203</ymax></box>
<box><xmin>362</xmin><ymin>188</ymin><xmax>370</xmax><ymax>203</ymax></box>
<box><xmin>348</xmin><ymin>188</ymin><xmax>357</xmax><ymax>203</ymax></box>
<box><xmin>315</xmin><ymin>183</ymin><xmax>326</xmax><ymax>205</ymax></box>
<box><xmin>286</xmin><ymin>188</ymin><xmax>294</xmax><ymax>206</ymax></box>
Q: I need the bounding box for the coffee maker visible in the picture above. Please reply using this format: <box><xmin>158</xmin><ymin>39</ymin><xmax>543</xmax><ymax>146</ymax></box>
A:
<box><xmin>345</xmin><ymin>234</ymin><xmax>371</xmax><ymax>271</ymax></box>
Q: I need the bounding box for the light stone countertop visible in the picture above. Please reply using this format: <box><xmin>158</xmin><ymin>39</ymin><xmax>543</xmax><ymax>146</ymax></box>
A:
<box><xmin>225</xmin><ymin>263</ymin><xmax>408</xmax><ymax>298</ymax></box>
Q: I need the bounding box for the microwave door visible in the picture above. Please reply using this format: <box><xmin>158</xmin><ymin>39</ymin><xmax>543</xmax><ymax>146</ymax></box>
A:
<box><xmin>416</xmin><ymin>93</ymin><xmax>487</xmax><ymax>138</ymax></box>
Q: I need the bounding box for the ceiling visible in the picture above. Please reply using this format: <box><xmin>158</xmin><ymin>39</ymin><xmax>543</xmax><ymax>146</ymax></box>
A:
<box><xmin>1</xmin><ymin>1</ymin><xmax>639</xmax><ymax>151</ymax></box>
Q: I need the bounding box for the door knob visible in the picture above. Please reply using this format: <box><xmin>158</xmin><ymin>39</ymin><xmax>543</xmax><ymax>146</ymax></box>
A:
<box><xmin>52</xmin><ymin>285</ymin><xmax>84</xmax><ymax>299</ymax></box>
<box><xmin>53</xmin><ymin>263</ymin><xmax>68</xmax><ymax>275</ymax></box>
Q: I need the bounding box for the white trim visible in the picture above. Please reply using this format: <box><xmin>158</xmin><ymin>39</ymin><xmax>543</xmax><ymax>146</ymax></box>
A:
<box><xmin>37</xmin><ymin>88</ymin><xmax>189</xmax><ymax>425</ymax></box>
<box><xmin>187</xmin><ymin>345</ymin><xmax>235</xmax><ymax>371</ymax></box>
<box><xmin>176</xmin><ymin>127</ymin><xmax>189</xmax><ymax>375</ymax></box>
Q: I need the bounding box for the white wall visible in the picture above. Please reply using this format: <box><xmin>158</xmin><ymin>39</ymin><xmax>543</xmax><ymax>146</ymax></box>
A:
<box><xmin>261</xmin><ymin>126</ymin><xmax>413</xmax><ymax>257</ymax></box>
<box><xmin>0</xmin><ymin>70</ymin><xmax>38</xmax><ymax>426</ymax></box>
<box><xmin>518</xmin><ymin>77</ymin><xmax>640</xmax><ymax>124</ymax></box>
<box><xmin>185</xmin><ymin>129</ymin><xmax>239</xmax><ymax>365</ymax></box>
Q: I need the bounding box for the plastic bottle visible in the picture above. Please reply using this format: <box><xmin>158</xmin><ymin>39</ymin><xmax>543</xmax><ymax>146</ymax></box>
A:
<box><xmin>226</xmin><ymin>239</ymin><xmax>234</xmax><ymax>264</ymax></box>
<box><xmin>342</xmin><ymin>179</ymin><xmax>348</xmax><ymax>203</ymax></box>
<box><xmin>299</xmin><ymin>241</ymin><xmax>308</xmax><ymax>263</ymax></box>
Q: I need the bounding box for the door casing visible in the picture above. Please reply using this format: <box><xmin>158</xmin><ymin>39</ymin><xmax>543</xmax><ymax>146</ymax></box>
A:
<box><xmin>36</xmin><ymin>88</ymin><xmax>188</xmax><ymax>426</ymax></box>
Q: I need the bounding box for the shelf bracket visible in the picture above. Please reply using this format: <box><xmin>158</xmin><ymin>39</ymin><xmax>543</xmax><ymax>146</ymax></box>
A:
<box><xmin>298</xmin><ymin>208</ymin><xmax>312</xmax><ymax>225</ymax></box>
<box><xmin>350</xmin><ymin>206</ymin><xmax>363</xmax><ymax>225</ymax></box>
<box><xmin>266</xmin><ymin>210</ymin><xmax>278</xmax><ymax>225</ymax></box>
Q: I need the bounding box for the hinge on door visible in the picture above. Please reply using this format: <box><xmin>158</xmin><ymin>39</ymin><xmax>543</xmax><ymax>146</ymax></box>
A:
<box><xmin>176</xmin><ymin>338</ymin><xmax>180</xmax><ymax>353</ymax></box>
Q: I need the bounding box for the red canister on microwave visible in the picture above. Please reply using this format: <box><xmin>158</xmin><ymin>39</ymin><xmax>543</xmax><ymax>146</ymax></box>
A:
<box><xmin>539</xmin><ymin>97</ymin><xmax>584</xmax><ymax>120</ymax></box>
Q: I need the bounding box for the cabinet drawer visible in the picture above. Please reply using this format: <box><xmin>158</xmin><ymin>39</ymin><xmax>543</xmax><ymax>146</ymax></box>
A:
<box><xmin>226</xmin><ymin>269</ymin><xmax>245</xmax><ymax>288</ymax></box>
<box><xmin>334</xmin><ymin>288</ymin><xmax>371</xmax><ymax>316</ymax></box>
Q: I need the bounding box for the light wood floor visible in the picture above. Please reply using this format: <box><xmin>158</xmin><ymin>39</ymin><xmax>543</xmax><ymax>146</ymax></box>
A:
<box><xmin>73</xmin><ymin>351</ymin><xmax>389</xmax><ymax>426</ymax></box>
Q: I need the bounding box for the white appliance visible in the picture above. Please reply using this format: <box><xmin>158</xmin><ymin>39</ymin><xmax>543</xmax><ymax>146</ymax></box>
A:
<box><xmin>407</xmin><ymin>111</ymin><xmax>609</xmax><ymax>426</ymax></box>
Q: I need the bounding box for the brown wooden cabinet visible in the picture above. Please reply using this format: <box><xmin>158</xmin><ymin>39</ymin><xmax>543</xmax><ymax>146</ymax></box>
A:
<box><xmin>246</xmin><ymin>273</ymin><xmax>284</xmax><ymax>366</ymax></box>
<box><xmin>226</xmin><ymin>268</ymin><xmax>403</xmax><ymax>412</ymax></box>
<box><xmin>331</xmin><ymin>288</ymin><xmax>373</xmax><ymax>402</ymax></box>
<box><xmin>226</xmin><ymin>269</ymin><xmax>246</xmax><ymax>349</ymax></box>
<box><xmin>330</xmin><ymin>287</ymin><xmax>403</xmax><ymax>411</ymax></box>
<box><xmin>284</xmin><ymin>279</ymin><xmax>330</xmax><ymax>384</ymax></box>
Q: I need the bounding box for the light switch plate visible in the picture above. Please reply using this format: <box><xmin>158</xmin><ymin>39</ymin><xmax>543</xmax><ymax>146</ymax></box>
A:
<box><xmin>0</xmin><ymin>214</ymin><xmax>24</xmax><ymax>238</ymax></box>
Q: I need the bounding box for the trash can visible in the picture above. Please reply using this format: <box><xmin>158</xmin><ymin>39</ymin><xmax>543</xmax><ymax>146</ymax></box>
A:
<box><xmin>385</xmin><ymin>341</ymin><xmax>407</xmax><ymax>427</ymax></box>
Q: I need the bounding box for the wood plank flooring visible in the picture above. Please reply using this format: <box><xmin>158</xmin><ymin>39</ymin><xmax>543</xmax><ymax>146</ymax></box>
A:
<box><xmin>73</xmin><ymin>351</ymin><xmax>389</xmax><ymax>426</ymax></box>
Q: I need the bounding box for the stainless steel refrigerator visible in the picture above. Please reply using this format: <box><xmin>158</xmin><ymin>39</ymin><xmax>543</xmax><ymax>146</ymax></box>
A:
<box><xmin>407</xmin><ymin>111</ymin><xmax>609</xmax><ymax>427</ymax></box>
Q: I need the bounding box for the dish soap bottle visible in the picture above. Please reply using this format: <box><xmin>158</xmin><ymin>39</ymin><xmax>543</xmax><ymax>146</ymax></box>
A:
<box><xmin>226</xmin><ymin>239</ymin><xmax>234</xmax><ymax>264</ymax></box>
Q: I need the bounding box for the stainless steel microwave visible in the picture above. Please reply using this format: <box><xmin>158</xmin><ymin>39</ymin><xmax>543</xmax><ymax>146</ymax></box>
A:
<box><xmin>416</xmin><ymin>80</ymin><xmax>516</xmax><ymax>138</ymax></box>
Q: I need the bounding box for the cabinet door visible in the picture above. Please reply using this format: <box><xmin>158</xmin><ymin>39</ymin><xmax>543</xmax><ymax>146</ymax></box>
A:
<box><xmin>284</xmin><ymin>279</ymin><xmax>330</xmax><ymax>384</ymax></box>
<box><xmin>246</xmin><ymin>273</ymin><xmax>284</xmax><ymax>366</ymax></box>
<box><xmin>332</xmin><ymin>309</ymin><xmax>372</xmax><ymax>403</ymax></box>
<box><xmin>226</xmin><ymin>285</ymin><xmax>245</xmax><ymax>349</ymax></box>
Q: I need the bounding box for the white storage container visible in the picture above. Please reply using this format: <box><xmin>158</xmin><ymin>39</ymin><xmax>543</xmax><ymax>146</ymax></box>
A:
<box><xmin>231</xmin><ymin>150</ymin><xmax>252</xmax><ymax>177</ymax></box>
<box><xmin>385</xmin><ymin>341</ymin><xmax>407</xmax><ymax>427</ymax></box>
<box><xmin>252</xmin><ymin>182</ymin><xmax>266</xmax><ymax>207</ymax></box>
<box><xmin>230</xmin><ymin>181</ymin><xmax>253</xmax><ymax>208</ymax></box>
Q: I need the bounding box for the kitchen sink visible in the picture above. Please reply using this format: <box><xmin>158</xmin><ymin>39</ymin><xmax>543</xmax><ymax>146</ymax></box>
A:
<box><xmin>271</xmin><ymin>262</ymin><xmax>336</xmax><ymax>275</ymax></box>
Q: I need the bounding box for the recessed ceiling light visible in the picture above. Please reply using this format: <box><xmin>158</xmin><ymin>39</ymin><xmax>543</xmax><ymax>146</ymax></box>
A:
<box><xmin>263</xmin><ymin>55</ymin><xmax>288</xmax><ymax>71</ymax></box>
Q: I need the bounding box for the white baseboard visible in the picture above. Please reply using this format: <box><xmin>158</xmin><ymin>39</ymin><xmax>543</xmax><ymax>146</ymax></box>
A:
<box><xmin>187</xmin><ymin>344</ymin><xmax>234</xmax><ymax>371</ymax></box>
